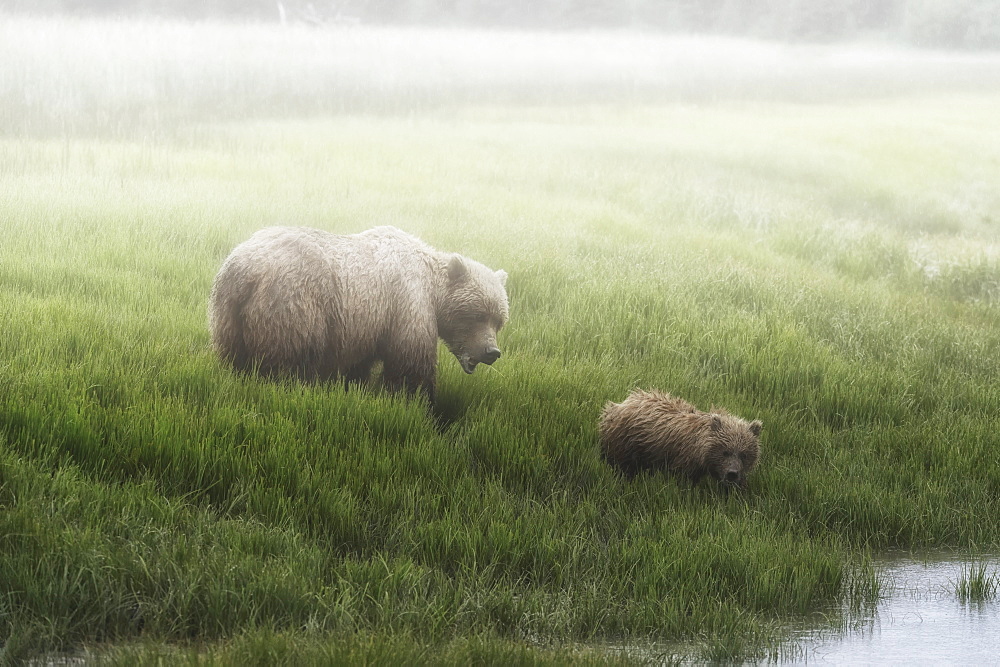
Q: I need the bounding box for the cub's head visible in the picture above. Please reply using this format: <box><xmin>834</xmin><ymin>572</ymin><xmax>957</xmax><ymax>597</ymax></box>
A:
<box><xmin>704</xmin><ymin>414</ymin><xmax>762</xmax><ymax>490</ymax></box>
<box><xmin>437</xmin><ymin>254</ymin><xmax>509</xmax><ymax>374</ymax></box>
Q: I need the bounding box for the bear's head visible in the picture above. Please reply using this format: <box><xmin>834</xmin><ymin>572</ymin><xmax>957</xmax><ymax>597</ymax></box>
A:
<box><xmin>437</xmin><ymin>255</ymin><xmax>509</xmax><ymax>374</ymax></box>
<box><xmin>704</xmin><ymin>414</ymin><xmax>762</xmax><ymax>489</ymax></box>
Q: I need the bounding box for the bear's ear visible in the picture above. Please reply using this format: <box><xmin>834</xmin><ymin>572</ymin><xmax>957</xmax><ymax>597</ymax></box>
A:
<box><xmin>709</xmin><ymin>414</ymin><xmax>723</xmax><ymax>432</ymax></box>
<box><xmin>749</xmin><ymin>420</ymin><xmax>763</xmax><ymax>437</ymax></box>
<box><xmin>447</xmin><ymin>255</ymin><xmax>468</xmax><ymax>284</ymax></box>
<box><xmin>496</xmin><ymin>269</ymin><xmax>508</xmax><ymax>286</ymax></box>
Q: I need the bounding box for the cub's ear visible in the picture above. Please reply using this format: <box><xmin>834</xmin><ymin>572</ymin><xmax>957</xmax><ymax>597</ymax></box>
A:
<box><xmin>447</xmin><ymin>255</ymin><xmax>468</xmax><ymax>283</ymax></box>
<box><xmin>710</xmin><ymin>414</ymin><xmax>723</xmax><ymax>432</ymax></box>
<box><xmin>749</xmin><ymin>420</ymin><xmax>763</xmax><ymax>437</ymax></box>
<box><xmin>496</xmin><ymin>269</ymin><xmax>508</xmax><ymax>286</ymax></box>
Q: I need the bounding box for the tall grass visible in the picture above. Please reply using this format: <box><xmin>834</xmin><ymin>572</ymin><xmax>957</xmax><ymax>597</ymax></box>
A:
<box><xmin>954</xmin><ymin>562</ymin><xmax>1000</xmax><ymax>603</ymax></box>
<box><xmin>2</xmin><ymin>14</ymin><xmax>1000</xmax><ymax>664</ymax></box>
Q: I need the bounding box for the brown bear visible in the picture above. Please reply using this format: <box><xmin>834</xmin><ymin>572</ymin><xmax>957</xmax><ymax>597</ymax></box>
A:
<box><xmin>208</xmin><ymin>226</ymin><xmax>509</xmax><ymax>403</ymax></box>
<box><xmin>599</xmin><ymin>389</ymin><xmax>762</xmax><ymax>489</ymax></box>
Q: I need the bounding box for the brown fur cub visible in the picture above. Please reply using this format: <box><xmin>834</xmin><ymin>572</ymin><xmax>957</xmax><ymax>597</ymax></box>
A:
<box><xmin>599</xmin><ymin>389</ymin><xmax>762</xmax><ymax>489</ymax></box>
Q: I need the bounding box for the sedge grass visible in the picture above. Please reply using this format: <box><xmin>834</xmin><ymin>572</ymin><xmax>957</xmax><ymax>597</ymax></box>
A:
<box><xmin>2</xmin><ymin>15</ymin><xmax>1000</xmax><ymax>664</ymax></box>
<box><xmin>954</xmin><ymin>562</ymin><xmax>1000</xmax><ymax>603</ymax></box>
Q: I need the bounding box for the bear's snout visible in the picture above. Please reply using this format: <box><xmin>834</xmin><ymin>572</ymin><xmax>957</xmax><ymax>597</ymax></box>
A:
<box><xmin>481</xmin><ymin>346</ymin><xmax>501</xmax><ymax>365</ymax></box>
<box><xmin>724</xmin><ymin>470</ymin><xmax>740</xmax><ymax>483</ymax></box>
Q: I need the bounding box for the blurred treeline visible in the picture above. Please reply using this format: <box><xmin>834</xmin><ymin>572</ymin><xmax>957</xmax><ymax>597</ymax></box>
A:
<box><xmin>4</xmin><ymin>0</ymin><xmax>1000</xmax><ymax>49</ymax></box>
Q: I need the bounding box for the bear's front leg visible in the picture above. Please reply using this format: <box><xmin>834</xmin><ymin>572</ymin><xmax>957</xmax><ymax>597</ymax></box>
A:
<box><xmin>343</xmin><ymin>358</ymin><xmax>375</xmax><ymax>389</ymax></box>
<box><xmin>382</xmin><ymin>344</ymin><xmax>437</xmax><ymax>405</ymax></box>
<box><xmin>686</xmin><ymin>470</ymin><xmax>706</xmax><ymax>488</ymax></box>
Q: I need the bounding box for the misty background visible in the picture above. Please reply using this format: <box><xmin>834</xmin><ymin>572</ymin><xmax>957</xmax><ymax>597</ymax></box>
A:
<box><xmin>4</xmin><ymin>0</ymin><xmax>1000</xmax><ymax>50</ymax></box>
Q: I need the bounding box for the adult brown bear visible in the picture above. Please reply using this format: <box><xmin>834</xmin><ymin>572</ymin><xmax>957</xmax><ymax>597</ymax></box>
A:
<box><xmin>208</xmin><ymin>226</ymin><xmax>508</xmax><ymax>403</ymax></box>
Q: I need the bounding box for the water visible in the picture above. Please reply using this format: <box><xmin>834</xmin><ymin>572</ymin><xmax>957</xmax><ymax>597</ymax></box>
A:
<box><xmin>786</xmin><ymin>556</ymin><xmax>1000</xmax><ymax>664</ymax></box>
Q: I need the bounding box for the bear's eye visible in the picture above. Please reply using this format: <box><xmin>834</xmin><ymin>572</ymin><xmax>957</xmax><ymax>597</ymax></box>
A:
<box><xmin>458</xmin><ymin>312</ymin><xmax>484</xmax><ymax>326</ymax></box>
<box><xmin>461</xmin><ymin>310</ymin><xmax>488</xmax><ymax>322</ymax></box>
<box><xmin>723</xmin><ymin>451</ymin><xmax>733</xmax><ymax>457</ymax></box>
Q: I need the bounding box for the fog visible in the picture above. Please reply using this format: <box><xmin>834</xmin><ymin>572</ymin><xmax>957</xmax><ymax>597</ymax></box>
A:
<box><xmin>5</xmin><ymin>1</ymin><xmax>1000</xmax><ymax>50</ymax></box>
<box><xmin>3</xmin><ymin>8</ymin><xmax>1000</xmax><ymax>139</ymax></box>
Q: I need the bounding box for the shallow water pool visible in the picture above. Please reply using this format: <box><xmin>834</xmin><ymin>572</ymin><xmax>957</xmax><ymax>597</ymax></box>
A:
<box><xmin>786</xmin><ymin>557</ymin><xmax>1000</xmax><ymax>664</ymax></box>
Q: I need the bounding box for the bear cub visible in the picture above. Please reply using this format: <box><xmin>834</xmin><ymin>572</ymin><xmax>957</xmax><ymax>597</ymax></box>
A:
<box><xmin>599</xmin><ymin>389</ymin><xmax>762</xmax><ymax>490</ymax></box>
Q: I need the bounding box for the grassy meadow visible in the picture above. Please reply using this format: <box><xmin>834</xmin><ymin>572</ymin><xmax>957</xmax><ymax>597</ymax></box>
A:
<box><xmin>2</xmin><ymin>14</ymin><xmax>1000</xmax><ymax>663</ymax></box>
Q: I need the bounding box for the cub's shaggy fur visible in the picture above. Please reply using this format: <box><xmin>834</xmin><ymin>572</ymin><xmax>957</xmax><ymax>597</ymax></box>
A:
<box><xmin>208</xmin><ymin>226</ymin><xmax>508</xmax><ymax>403</ymax></box>
<box><xmin>599</xmin><ymin>389</ymin><xmax>762</xmax><ymax>489</ymax></box>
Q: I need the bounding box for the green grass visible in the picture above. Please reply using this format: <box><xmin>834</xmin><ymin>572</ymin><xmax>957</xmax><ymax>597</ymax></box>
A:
<box><xmin>2</xmin><ymin>14</ymin><xmax>1000</xmax><ymax>664</ymax></box>
<box><xmin>954</xmin><ymin>562</ymin><xmax>1000</xmax><ymax>603</ymax></box>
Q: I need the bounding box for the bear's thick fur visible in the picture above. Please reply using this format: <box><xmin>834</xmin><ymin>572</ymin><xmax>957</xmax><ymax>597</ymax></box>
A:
<box><xmin>208</xmin><ymin>226</ymin><xmax>508</xmax><ymax>402</ymax></box>
<box><xmin>599</xmin><ymin>389</ymin><xmax>762</xmax><ymax>489</ymax></box>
